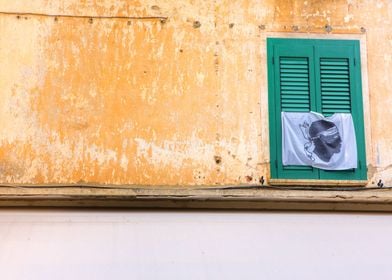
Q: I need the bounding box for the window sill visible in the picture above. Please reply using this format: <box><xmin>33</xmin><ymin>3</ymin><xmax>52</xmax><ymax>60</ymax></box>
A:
<box><xmin>269</xmin><ymin>179</ymin><xmax>368</xmax><ymax>187</ymax></box>
<box><xmin>0</xmin><ymin>184</ymin><xmax>390</xmax><ymax>212</ymax></box>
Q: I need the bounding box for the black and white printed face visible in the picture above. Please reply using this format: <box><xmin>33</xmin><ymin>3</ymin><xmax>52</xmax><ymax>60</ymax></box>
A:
<box><xmin>309</xmin><ymin>120</ymin><xmax>342</xmax><ymax>162</ymax></box>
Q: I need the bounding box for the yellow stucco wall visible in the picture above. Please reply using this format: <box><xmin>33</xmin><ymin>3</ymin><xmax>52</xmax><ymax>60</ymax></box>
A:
<box><xmin>0</xmin><ymin>0</ymin><xmax>390</xmax><ymax>186</ymax></box>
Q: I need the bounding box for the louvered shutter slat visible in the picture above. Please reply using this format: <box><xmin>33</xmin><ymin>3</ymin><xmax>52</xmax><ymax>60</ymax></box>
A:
<box><xmin>321</xmin><ymin>87</ymin><xmax>350</xmax><ymax>92</ymax></box>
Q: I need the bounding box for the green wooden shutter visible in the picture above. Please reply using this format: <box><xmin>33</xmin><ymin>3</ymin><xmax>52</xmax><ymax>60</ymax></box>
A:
<box><xmin>267</xmin><ymin>38</ymin><xmax>367</xmax><ymax>181</ymax></box>
<box><xmin>268</xmin><ymin>43</ymin><xmax>318</xmax><ymax>179</ymax></box>
<box><xmin>315</xmin><ymin>43</ymin><xmax>367</xmax><ymax>180</ymax></box>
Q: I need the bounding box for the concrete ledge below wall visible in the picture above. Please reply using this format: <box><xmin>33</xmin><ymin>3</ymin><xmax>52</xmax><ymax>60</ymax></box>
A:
<box><xmin>1</xmin><ymin>185</ymin><xmax>392</xmax><ymax>211</ymax></box>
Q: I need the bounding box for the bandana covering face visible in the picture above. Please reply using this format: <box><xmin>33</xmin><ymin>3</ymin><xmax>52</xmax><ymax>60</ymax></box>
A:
<box><xmin>281</xmin><ymin>112</ymin><xmax>357</xmax><ymax>170</ymax></box>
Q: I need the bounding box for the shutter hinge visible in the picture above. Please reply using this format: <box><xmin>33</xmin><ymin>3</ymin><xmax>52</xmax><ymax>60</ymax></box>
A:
<box><xmin>275</xmin><ymin>159</ymin><xmax>278</xmax><ymax>168</ymax></box>
<box><xmin>354</xmin><ymin>58</ymin><xmax>356</xmax><ymax>66</ymax></box>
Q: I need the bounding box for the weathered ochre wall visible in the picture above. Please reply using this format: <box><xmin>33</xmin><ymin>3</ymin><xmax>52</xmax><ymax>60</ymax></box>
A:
<box><xmin>0</xmin><ymin>0</ymin><xmax>390</xmax><ymax>186</ymax></box>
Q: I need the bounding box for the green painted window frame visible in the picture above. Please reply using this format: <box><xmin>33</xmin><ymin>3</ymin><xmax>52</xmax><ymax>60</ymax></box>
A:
<box><xmin>267</xmin><ymin>38</ymin><xmax>367</xmax><ymax>181</ymax></box>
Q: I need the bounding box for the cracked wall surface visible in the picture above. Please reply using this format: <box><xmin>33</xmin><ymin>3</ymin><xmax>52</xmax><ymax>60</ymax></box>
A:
<box><xmin>0</xmin><ymin>0</ymin><xmax>390</xmax><ymax>186</ymax></box>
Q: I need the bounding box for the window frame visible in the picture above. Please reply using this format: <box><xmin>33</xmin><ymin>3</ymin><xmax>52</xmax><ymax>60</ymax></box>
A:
<box><xmin>267</xmin><ymin>38</ymin><xmax>367</xmax><ymax>184</ymax></box>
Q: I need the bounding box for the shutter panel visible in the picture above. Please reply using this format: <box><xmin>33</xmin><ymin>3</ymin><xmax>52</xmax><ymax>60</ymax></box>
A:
<box><xmin>269</xmin><ymin>43</ymin><xmax>318</xmax><ymax>179</ymax></box>
<box><xmin>315</xmin><ymin>44</ymin><xmax>367</xmax><ymax>180</ymax></box>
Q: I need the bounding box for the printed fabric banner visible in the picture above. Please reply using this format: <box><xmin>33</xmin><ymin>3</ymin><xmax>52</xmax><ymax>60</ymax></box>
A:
<box><xmin>281</xmin><ymin>112</ymin><xmax>357</xmax><ymax>170</ymax></box>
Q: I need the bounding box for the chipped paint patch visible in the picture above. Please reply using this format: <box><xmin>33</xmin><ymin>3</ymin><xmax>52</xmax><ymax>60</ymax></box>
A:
<box><xmin>344</xmin><ymin>14</ymin><xmax>354</xmax><ymax>23</ymax></box>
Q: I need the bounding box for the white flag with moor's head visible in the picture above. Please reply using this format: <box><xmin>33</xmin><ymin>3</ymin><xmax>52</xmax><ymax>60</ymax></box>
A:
<box><xmin>281</xmin><ymin>112</ymin><xmax>357</xmax><ymax>170</ymax></box>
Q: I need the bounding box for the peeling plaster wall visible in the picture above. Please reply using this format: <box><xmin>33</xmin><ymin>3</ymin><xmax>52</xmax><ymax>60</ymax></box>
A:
<box><xmin>0</xmin><ymin>0</ymin><xmax>390</xmax><ymax>186</ymax></box>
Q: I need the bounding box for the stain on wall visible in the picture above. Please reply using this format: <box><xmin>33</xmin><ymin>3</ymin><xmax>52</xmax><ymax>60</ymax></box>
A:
<box><xmin>0</xmin><ymin>0</ymin><xmax>390</xmax><ymax>186</ymax></box>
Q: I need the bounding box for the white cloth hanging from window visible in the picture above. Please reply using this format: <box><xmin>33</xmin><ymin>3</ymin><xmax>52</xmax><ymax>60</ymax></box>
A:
<box><xmin>281</xmin><ymin>112</ymin><xmax>357</xmax><ymax>170</ymax></box>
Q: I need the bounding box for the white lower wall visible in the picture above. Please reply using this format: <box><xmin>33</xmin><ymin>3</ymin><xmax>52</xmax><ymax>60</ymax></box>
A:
<box><xmin>0</xmin><ymin>210</ymin><xmax>391</xmax><ymax>280</ymax></box>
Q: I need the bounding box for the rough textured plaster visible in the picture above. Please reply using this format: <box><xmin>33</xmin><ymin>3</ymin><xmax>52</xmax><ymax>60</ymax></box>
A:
<box><xmin>0</xmin><ymin>0</ymin><xmax>390</xmax><ymax>186</ymax></box>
